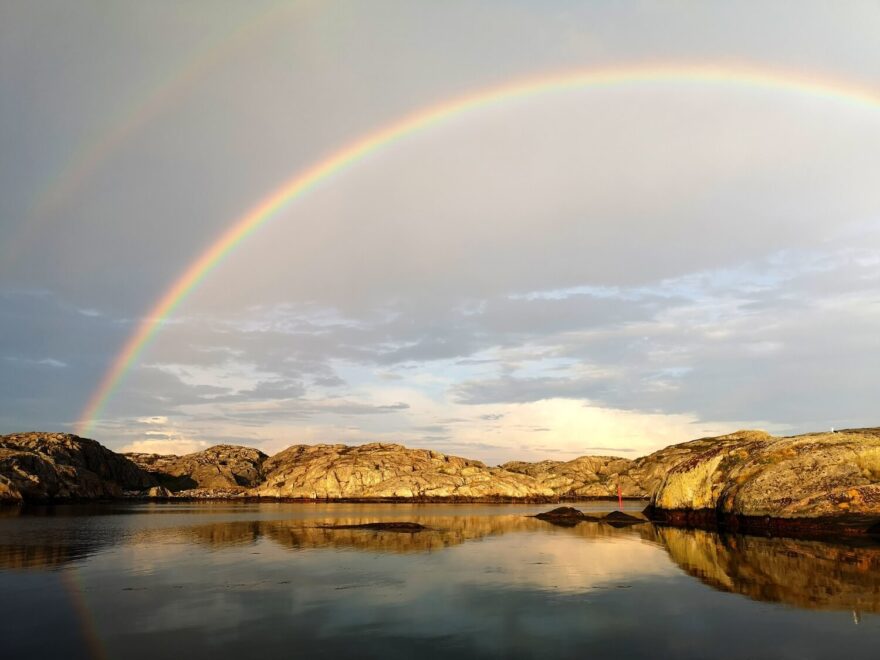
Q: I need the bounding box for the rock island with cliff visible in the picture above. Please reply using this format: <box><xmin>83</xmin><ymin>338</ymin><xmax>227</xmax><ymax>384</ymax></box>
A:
<box><xmin>3</xmin><ymin>427</ymin><xmax>880</xmax><ymax>536</ymax></box>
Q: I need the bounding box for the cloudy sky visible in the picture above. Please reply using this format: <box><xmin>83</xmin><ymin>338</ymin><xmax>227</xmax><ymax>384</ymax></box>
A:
<box><xmin>2</xmin><ymin>1</ymin><xmax>879</xmax><ymax>462</ymax></box>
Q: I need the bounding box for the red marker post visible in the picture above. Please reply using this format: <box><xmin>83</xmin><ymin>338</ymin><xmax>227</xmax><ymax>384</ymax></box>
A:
<box><xmin>618</xmin><ymin>481</ymin><xmax>623</xmax><ymax>510</ymax></box>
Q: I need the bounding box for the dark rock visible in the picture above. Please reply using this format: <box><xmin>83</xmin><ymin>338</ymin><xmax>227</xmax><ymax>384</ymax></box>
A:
<box><xmin>316</xmin><ymin>522</ymin><xmax>427</xmax><ymax>532</ymax></box>
<box><xmin>602</xmin><ymin>510</ymin><xmax>645</xmax><ymax>526</ymax></box>
<box><xmin>534</xmin><ymin>506</ymin><xmax>600</xmax><ymax>526</ymax></box>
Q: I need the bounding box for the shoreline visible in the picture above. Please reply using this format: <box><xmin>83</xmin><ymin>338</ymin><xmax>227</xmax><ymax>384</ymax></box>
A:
<box><xmin>645</xmin><ymin>506</ymin><xmax>880</xmax><ymax>539</ymax></box>
<box><xmin>5</xmin><ymin>429</ymin><xmax>880</xmax><ymax>542</ymax></box>
<box><xmin>5</xmin><ymin>496</ymin><xmax>880</xmax><ymax>542</ymax></box>
<box><xmin>1</xmin><ymin>494</ymin><xmax>649</xmax><ymax>506</ymax></box>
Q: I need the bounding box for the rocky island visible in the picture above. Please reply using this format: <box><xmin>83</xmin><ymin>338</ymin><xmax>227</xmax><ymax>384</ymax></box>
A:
<box><xmin>3</xmin><ymin>427</ymin><xmax>880</xmax><ymax>536</ymax></box>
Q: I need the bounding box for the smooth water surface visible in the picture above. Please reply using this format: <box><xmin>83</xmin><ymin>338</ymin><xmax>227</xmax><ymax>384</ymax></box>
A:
<box><xmin>1</xmin><ymin>502</ymin><xmax>879</xmax><ymax>659</ymax></box>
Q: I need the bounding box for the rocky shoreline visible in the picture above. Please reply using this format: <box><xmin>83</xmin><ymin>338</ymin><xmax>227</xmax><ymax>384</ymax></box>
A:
<box><xmin>3</xmin><ymin>427</ymin><xmax>880</xmax><ymax>538</ymax></box>
<box><xmin>122</xmin><ymin>494</ymin><xmax>576</xmax><ymax>504</ymax></box>
<box><xmin>645</xmin><ymin>507</ymin><xmax>880</xmax><ymax>538</ymax></box>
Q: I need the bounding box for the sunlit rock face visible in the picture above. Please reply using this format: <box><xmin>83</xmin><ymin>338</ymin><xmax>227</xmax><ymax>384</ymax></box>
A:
<box><xmin>5</xmin><ymin>429</ymin><xmax>880</xmax><ymax>518</ymax></box>
<box><xmin>255</xmin><ymin>443</ymin><xmax>555</xmax><ymax>499</ymax></box>
<box><xmin>501</xmin><ymin>456</ymin><xmax>645</xmax><ymax>497</ymax></box>
<box><xmin>651</xmin><ymin>428</ymin><xmax>880</xmax><ymax>518</ymax></box>
<box><xmin>632</xmin><ymin>430</ymin><xmax>775</xmax><ymax>503</ymax></box>
<box><xmin>657</xmin><ymin>525</ymin><xmax>880</xmax><ymax>613</ymax></box>
<box><xmin>126</xmin><ymin>445</ymin><xmax>267</xmax><ymax>492</ymax></box>
<box><xmin>0</xmin><ymin>432</ymin><xmax>154</xmax><ymax>502</ymax></box>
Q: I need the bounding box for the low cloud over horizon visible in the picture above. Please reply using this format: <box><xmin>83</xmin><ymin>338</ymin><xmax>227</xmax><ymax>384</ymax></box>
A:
<box><xmin>2</xmin><ymin>1</ymin><xmax>879</xmax><ymax>463</ymax></box>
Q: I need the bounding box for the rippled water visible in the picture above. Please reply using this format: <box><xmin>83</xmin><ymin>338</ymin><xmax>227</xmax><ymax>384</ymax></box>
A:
<box><xmin>1</xmin><ymin>502</ymin><xmax>879</xmax><ymax>659</ymax></box>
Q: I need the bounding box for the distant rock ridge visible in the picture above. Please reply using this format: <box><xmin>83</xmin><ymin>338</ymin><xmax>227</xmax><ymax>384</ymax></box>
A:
<box><xmin>3</xmin><ymin>428</ymin><xmax>880</xmax><ymax>535</ymax></box>
<box><xmin>501</xmin><ymin>455</ymin><xmax>645</xmax><ymax>498</ymax></box>
<box><xmin>126</xmin><ymin>444</ymin><xmax>267</xmax><ymax>493</ymax></box>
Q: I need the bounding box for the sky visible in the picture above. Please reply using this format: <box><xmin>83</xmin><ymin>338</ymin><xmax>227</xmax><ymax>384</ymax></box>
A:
<box><xmin>2</xmin><ymin>1</ymin><xmax>879</xmax><ymax>463</ymax></box>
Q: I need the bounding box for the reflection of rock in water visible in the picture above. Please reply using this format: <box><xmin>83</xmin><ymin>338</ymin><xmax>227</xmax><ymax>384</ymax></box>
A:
<box><xmin>179</xmin><ymin>520</ymin><xmax>263</xmax><ymax>547</ymax></box>
<box><xmin>140</xmin><ymin>514</ymin><xmax>641</xmax><ymax>555</ymax></box>
<box><xmin>0</xmin><ymin>543</ymin><xmax>103</xmax><ymax>569</ymax></box>
<box><xmin>6</xmin><ymin>508</ymin><xmax>880</xmax><ymax>616</ymax></box>
<box><xmin>657</xmin><ymin>525</ymin><xmax>880</xmax><ymax>613</ymax></box>
<box><xmin>262</xmin><ymin>515</ymin><xmax>637</xmax><ymax>553</ymax></box>
<box><xmin>0</xmin><ymin>508</ymin><xmax>118</xmax><ymax>568</ymax></box>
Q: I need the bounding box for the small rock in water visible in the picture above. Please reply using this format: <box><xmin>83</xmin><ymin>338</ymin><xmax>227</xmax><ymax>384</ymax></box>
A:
<box><xmin>603</xmin><ymin>511</ymin><xmax>645</xmax><ymax>526</ymax></box>
<box><xmin>318</xmin><ymin>522</ymin><xmax>427</xmax><ymax>532</ymax></box>
<box><xmin>534</xmin><ymin>507</ymin><xmax>600</xmax><ymax>526</ymax></box>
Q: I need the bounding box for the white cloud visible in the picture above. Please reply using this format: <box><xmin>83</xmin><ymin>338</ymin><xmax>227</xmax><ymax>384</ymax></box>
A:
<box><xmin>3</xmin><ymin>356</ymin><xmax>67</xmax><ymax>368</ymax></box>
<box><xmin>4</xmin><ymin>3</ymin><xmax>880</xmax><ymax>458</ymax></box>
<box><xmin>118</xmin><ymin>438</ymin><xmax>210</xmax><ymax>456</ymax></box>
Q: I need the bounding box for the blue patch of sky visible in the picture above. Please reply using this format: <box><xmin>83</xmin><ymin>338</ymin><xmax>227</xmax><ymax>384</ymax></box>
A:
<box><xmin>505</xmin><ymin>247</ymin><xmax>863</xmax><ymax>308</ymax></box>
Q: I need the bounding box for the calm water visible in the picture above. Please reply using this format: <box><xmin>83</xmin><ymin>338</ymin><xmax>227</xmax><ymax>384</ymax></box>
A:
<box><xmin>1</xmin><ymin>502</ymin><xmax>879</xmax><ymax>659</ymax></box>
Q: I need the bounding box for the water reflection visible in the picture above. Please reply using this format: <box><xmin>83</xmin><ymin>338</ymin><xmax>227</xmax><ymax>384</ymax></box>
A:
<box><xmin>0</xmin><ymin>505</ymin><xmax>647</xmax><ymax>566</ymax></box>
<box><xmin>656</xmin><ymin>526</ymin><xmax>880</xmax><ymax>613</ymax></box>
<box><xmin>1</xmin><ymin>504</ymin><xmax>879</xmax><ymax>615</ymax></box>
<box><xmin>265</xmin><ymin>515</ymin><xmax>651</xmax><ymax>560</ymax></box>
<box><xmin>0</xmin><ymin>543</ymin><xmax>99</xmax><ymax>569</ymax></box>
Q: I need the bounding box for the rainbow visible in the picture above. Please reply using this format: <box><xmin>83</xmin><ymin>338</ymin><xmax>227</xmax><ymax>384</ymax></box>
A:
<box><xmin>60</xmin><ymin>569</ymin><xmax>108</xmax><ymax>660</ymax></box>
<box><xmin>75</xmin><ymin>63</ymin><xmax>880</xmax><ymax>436</ymax></box>
<box><xmin>2</xmin><ymin>2</ymin><xmax>296</xmax><ymax>270</ymax></box>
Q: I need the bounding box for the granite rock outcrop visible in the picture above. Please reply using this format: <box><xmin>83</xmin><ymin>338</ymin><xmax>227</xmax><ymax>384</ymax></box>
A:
<box><xmin>648</xmin><ymin>428</ymin><xmax>880</xmax><ymax>520</ymax></box>
<box><xmin>501</xmin><ymin>455</ymin><xmax>645</xmax><ymax>497</ymax></box>
<box><xmin>5</xmin><ymin>427</ymin><xmax>880</xmax><ymax>534</ymax></box>
<box><xmin>126</xmin><ymin>445</ymin><xmax>267</xmax><ymax>493</ymax></box>
<box><xmin>255</xmin><ymin>443</ymin><xmax>554</xmax><ymax>499</ymax></box>
<box><xmin>0</xmin><ymin>433</ymin><xmax>154</xmax><ymax>502</ymax></box>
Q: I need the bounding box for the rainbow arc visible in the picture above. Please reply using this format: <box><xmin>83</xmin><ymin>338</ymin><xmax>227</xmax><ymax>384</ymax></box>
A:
<box><xmin>75</xmin><ymin>63</ymin><xmax>880</xmax><ymax>436</ymax></box>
